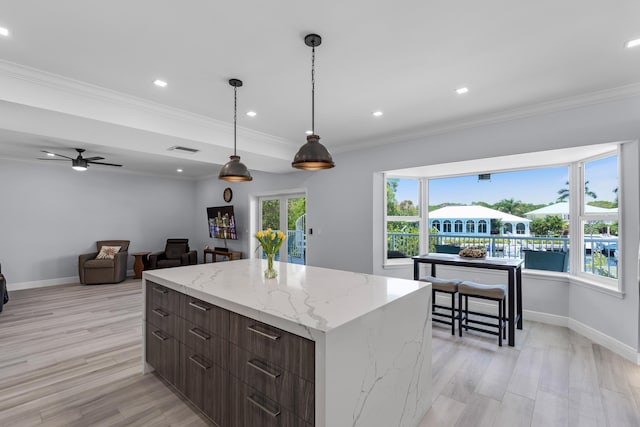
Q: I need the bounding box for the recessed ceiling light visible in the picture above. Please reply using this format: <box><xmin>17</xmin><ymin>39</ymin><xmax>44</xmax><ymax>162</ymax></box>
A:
<box><xmin>176</xmin><ymin>168</ymin><xmax>183</xmax><ymax>173</ymax></box>
<box><xmin>153</xmin><ymin>79</ymin><xmax>168</xmax><ymax>88</ymax></box>
<box><xmin>305</xmin><ymin>130</ymin><xmax>313</xmax><ymax>135</ymax></box>
<box><xmin>456</xmin><ymin>87</ymin><xmax>469</xmax><ymax>95</ymax></box>
<box><xmin>372</xmin><ymin>111</ymin><xmax>384</xmax><ymax>117</ymax></box>
<box><xmin>0</xmin><ymin>27</ymin><xmax>9</xmax><ymax>37</ymax></box>
<box><xmin>46</xmin><ymin>152</ymin><xmax>55</xmax><ymax>157</ymax></box>
<box><xmin>625</xmin><ymin>38</ymin><xmax>640</xmax><ymax>49</ymax></box>
<box><xmin>246</xmin><ymin>111</ymin><xmax>257</xmax><ymax>117</ymax></box>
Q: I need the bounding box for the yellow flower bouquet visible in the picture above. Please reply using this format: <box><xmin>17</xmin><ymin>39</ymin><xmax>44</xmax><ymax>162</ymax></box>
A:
<box><xmin>255</xmin><ymin>228</ymin><xmax>286</xmax><ymax>278</ymax></box>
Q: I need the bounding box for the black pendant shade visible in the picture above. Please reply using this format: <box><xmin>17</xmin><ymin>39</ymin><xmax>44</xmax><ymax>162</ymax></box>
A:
<box><xmin>218</xmin><ymin>155</ymin><xmax>252</xmax><ymax>182</ymax></box>
<box><xmin>292</xmin><ymin>134</ymin><xmax>334</xmax><ymax>170</ymax></box>
<box><xmin>219</xmin><ymin>78</ymin><xmax>252</xmax><ymax>182</ymax></box>
<box><xmin>292</xmin><ymin>34</ymin><xmax>335</xmax><ymax>170</ymax></box>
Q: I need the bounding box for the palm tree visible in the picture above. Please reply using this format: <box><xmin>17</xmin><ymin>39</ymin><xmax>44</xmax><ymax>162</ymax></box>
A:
<box><xmin>556</xmin><ymin>181</ymin><xmax>597</xmax><ymax>202</ymax></box>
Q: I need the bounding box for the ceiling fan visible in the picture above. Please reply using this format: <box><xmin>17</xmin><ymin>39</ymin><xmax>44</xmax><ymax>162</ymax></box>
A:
<box><xmin>38</xmin><ymin>148</ymin><xmax>123</xmax><ymax>171</ymax></box>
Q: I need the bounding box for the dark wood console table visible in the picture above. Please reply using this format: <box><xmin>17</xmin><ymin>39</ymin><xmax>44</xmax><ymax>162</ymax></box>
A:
<box><xmin>203</xmin><ymin>248</ymin><xmax>242</xmax><ymax>263</ymax></box>
<box><xmin>413</xmin><ymin>253</ymin><xmax>523</xmax><ymax>346</ymax></box>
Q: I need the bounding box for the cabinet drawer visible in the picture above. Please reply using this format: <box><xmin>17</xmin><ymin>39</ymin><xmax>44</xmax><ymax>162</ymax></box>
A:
<box><xmin>229</xmin><ymin>377</ymin><xmax>313</xmax><ymax>427</ymax></box>
<box><xmin>182</xmin><ymin>296</ymin><xmax>229</xmax><ymax>339</ymax></box>
<box><xmin>182</xmin><ymin>318</ymin><xmax>228</xmax><ymax>369</ymax></box>
<box><xmin>229</xmin><ymin>344</ymin><xmax>314</xmax><ymax>424</ymax></box>
<box><xmin>146</xmin><ymin>305</ymin><xmax>180</xmax><ymax>338</ymax></box>
<box><xmin>145</xmin><ymin>322</ymin><xmax>180</xmax><ymax>385</ymax></box>
<box><xmin>180</xmin><ymin>344</ymin><xmax>228</xmax><ymax>427</ymax></box>
<box><xmin>230</xmin><ymin>313</ymin><xmax>315</xmax><ymax>382</ymax></box>
<box><xmin>146</xmin><ymin>281</ymin><xmax>181</xmax><ymax>315</ymax></box>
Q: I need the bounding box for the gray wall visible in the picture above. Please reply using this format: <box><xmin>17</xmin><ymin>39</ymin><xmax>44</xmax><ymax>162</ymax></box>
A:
<box><xmin>299</xmin><ymin>94</ymin><xmax>640</xmax><ymax>350</ymax></box>
<box><xmin>1</xmin><ymin>93</ymin><xmax>638</xmax><ymax>353</ymax></box>
<box><xmin>0</xmin><ymin>159</ymin><xmax>198</xmax><ymax>285</ymax></box>
<box><xmin>193</xmin><ymin>170</ymin><xmax>303</xmax><ymax>258</ymax></box>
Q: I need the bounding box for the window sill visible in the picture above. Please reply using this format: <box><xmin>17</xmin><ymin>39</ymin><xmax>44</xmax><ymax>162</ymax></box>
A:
<box><xmin>382</xmin><ymin>261</ymin><xmax>413</xmax><ymax>270</ymax></box>
<box><xmin>382</xmin><ymin>263</ymin><xmax>624</xmax><ymax>298</ymax></box>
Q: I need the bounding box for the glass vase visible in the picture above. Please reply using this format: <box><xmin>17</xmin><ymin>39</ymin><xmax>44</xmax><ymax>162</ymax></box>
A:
<box><xmin>264</xmin><ymin>254</ymin><xmax>277</xmax><ymax>279</ymax></box>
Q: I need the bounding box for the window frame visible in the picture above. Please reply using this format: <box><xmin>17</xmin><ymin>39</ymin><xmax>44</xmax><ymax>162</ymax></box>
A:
<box><xmin>571</xmin><ymin>150</ymin><xmax>620</xmax><ymax>287</ymax></box>
<box><xmin>383</xmin><ymin>175</ymin><xmax>424</xmax><ymax>264</ymax></box>
<box><xmin>381</xmin><ymin>145</ymin><xmax>623</xmax><ymax>293</ymax></box>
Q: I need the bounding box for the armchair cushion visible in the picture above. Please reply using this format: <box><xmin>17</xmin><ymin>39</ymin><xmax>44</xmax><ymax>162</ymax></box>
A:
<box><xmin>84</xmin><ymin>259</ymin><xmax>115</xmax><ymax>268</ymax></box>
<box><xmin>166</xmin><ymin>242</ymin><xmax>188</xmax><ymax>259</ymax></box>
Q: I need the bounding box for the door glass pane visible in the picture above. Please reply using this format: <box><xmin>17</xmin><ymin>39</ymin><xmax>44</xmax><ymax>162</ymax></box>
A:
<box><xmin>287</xmin><ymin>197</ymin><xmax>306</xmax><ymax>265</ymax></box>
<box><xmin>261</xmin><ymin>199</ymin><xmax>281</xmax><ymax>261</ymax></box>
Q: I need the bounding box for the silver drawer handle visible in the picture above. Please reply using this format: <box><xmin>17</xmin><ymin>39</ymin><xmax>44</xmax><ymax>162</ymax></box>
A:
<box><xmin>247</xmin><ymin>359</ymin><xmax>281</xmax><ymax>379</ymax></box>
<box><xmin>188</xmin><ymin>301</ymin><xmax>210</xmax><ymax>312</ymax></box>
<box><xmin>151</xmin><ymin>308</ymin><xmax>168</xmax><ymax>318</ymax></box>
<box><xmin>188</xmin><ymin>327</ymin><xmax>210</xmax><ymax>341</ymax></box>
<box><xmin>151</xmin><ymin>330</ymin><xmax>168</xmax><ymax>341</ymax></box>
<box><xmin>247</xmin><ymin>394</ymin><xmax>280</xmax><ymax>418</ymax></box>
<box><xmin>188</xmin><ymin>354</ymin><xmax>210</xmax><ymax>370</ymax></box>
<box><xmin>152</xmin><ymin>287</ymin><xmax>168</xmax><ymax>295</ymax></box>
<box><xmin>247</xmin><ymin>324</ymin><xmax>280</xmax><ymax>341</ymax></box>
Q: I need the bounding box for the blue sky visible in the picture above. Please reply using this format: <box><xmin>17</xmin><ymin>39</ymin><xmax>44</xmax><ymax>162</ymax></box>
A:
<box><xmin>393</xmin><ymin>156</ymin><xmax>618</xmax><ymax>206</ymax></box>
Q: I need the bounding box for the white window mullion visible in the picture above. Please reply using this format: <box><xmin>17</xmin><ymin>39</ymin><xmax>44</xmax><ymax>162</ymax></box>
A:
<box><xmin>569</xmin><ymin>162</ymin><xmax>582</xmax><ymax>274</ymax></box>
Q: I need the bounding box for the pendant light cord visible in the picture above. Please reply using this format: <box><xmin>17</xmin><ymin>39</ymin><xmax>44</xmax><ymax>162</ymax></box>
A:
<box><xmin>233</xmin><ymin>85</ymin><xmax>238</xmax><ymax>156</ymax></box>
<box><xmin>311</xmin><ymin>44</ymin><xmax>315</xmax><ymax>135</ymax></box>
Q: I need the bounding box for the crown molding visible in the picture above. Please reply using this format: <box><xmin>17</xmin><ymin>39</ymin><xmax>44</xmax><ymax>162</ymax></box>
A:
<box><xmin>0</xmin><ymin>60</ymin><xmax>296</xmax><ymax>152</ymax></box>
<box><xmin>337</xmin><ymin>82</ymin><xmax>640</xmax><ymax>154</ymax></box>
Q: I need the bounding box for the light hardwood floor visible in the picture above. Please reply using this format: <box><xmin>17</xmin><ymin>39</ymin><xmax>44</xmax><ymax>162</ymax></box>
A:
<box><xmin>1</xmin><ymin>280</ymin><xmax>639</xmax><ymax>426</ymax></box>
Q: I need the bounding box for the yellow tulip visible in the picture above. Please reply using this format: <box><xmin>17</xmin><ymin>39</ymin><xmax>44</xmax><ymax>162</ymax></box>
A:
<box><xmin>277</xmin><ymin>231</ymin><xmax>285</xmax><ymax>239</ymax></box>
<box><xmin>256</xmin><ymin>231</ymin><xmax>263</xmax><ymax>239</ymax></box>
<box><xmin>266</xmin><ymin>228</ymin><xmax>272</xmax><ymax>234</ymax></box>
<box><xmin>271</xmin><ymin>233</ymin><xmax>276</xmax><ymax>240</ymax></box>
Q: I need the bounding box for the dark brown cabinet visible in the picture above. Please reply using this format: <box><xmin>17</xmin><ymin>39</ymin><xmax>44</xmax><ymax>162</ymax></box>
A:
<box><xmin>181</xmin><ymin>344</ymin><xmax>228</xmax><ymax>426</ymax></box>
<box><xmin>145</xmin><ymin>324</ymin><xmax>180</xmax><ymax>385</ymax></box>
<box><xmin>228</xmin><ymin>378</ymin><xmax>312</xmax><ymax>427</ymax></box>
<box><xmin>145</xmin><ymin>281</ymin><xmax>315</xmax><ymax>427</ymax></box>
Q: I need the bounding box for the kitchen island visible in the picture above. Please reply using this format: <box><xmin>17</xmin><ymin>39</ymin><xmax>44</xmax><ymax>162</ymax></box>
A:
<box><xmin>143</xmin><ymin>258</ymin><xmax>432</xmax><ymax>427</ymax></box>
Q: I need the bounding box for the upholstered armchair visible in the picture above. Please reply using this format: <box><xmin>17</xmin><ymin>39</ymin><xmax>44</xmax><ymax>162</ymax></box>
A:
<box><xmin>79</xmin><ymin>240</ymin><xmax>130</xmax><ymax>285</ymax></box>
<box><xmin>0</xmin><ymin>263</ymin><xmax>7</xmax><ymax>312</ymax></box>
<box><xmin>148</xmin><ymin>238</ymin><xmax>197</xmax><ymax>269</ymax></box>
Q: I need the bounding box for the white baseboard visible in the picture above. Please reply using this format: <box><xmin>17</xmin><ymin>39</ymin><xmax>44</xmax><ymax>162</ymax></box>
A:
<box><xmin>8</xmin><ymin>276</ymin><xmax>78</xmax><ymax>291</ymax></box>
<box><xmin>568</xmin><ymin>317</ymin><xmax>639</xmax><ymax>364</ymax></box>
<box><xmin>8</xmin><ymin>269</ymin><xmax>136</xmax><ymax>291</ymax></box>
<box><xmin>434</xmin><ymin>294</ymin><xmax>639</xmax><ymax>364</ymax></box>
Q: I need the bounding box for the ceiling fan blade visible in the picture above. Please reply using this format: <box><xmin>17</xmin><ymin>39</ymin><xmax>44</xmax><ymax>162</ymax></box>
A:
<box><xmin>37</xmin><ymin>158</ymin><xmax>70</xmax><ymax>161</ymax></box>
<box><xmin>40</xmin><ymin>150</ymin><xmax>73</xmax><ymax>160</ymax></box>
<box><xmin>87</xmin><ymin>161</ymin><xmax>123</xmax><ymax>167</ymax></box>
<box><xmin>83</xmin><ymin>156</ymin><xmax>105</xmax><ymax>161</ymax></box>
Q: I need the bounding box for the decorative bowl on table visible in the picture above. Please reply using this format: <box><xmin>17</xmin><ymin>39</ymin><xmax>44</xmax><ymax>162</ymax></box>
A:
<box><xmin>458</xmin><ymin>246</ymin><xmax>487</xmax><ymax>258</ymax></box>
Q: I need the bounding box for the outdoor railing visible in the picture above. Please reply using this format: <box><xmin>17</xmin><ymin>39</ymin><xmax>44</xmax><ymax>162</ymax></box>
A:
<box><xmin>387</xmin><ymin>232</ymin><xmax>618</xmax><ymax>278</ymax></box>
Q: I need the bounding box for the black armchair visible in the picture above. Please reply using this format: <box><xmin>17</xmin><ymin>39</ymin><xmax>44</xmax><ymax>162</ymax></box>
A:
<box><xmin>0</xmin><ymin>263</ymin><xmax>8</xmax><ymax>313</ymax></box>
<box><xmin>148</xmin><ymin>238</ymin><xmax>197</xmax><ymax>269</ymax></box>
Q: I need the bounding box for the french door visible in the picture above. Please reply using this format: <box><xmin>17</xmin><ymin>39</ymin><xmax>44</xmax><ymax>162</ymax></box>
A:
<box><xmin>258</xmin><ymin>194</ymin><xmax>306</xmax><ymax>265</ymax></box>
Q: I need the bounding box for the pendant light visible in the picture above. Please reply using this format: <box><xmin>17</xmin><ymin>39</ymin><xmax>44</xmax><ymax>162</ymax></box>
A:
<box><xmin>219</xmin><ymin>78</ymin><xmax>253</xmax><ymax>182</ymax></box>
<box><xmin>292</xmin><ymin>34</ymin><xmax>335</xmax><ymax>170</ymax></box>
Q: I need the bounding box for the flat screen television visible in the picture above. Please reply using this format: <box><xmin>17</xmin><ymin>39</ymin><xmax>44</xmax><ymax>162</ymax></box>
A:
<box><xmin>207</xmin><ymin>205</ymin><xmax>238</xmax><ymax>240</ymax></box>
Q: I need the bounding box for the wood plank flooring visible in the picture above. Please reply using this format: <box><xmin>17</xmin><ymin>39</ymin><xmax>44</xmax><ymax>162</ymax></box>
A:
<box><xmin>1</xmin><ymin>280</ymin><xmax>639</xmax><ymax>426</ymax></box>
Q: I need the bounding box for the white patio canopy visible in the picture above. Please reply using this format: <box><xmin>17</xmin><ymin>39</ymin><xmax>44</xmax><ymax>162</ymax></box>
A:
<box><xmin>525</xmin><ymin>202</ymin><xmax>618</xmax><ymax>220</ymax></box>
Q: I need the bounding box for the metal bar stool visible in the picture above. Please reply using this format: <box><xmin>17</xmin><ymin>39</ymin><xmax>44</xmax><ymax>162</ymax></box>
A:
<box><xmin>457</xmin><ymin>281</ymin><xmax>507</xmax><ymax>346</ymax></box>
<box><xmin>420</xmin><ymin>276</ymin><xmax>462</xmax><ymax>335</ymax></box>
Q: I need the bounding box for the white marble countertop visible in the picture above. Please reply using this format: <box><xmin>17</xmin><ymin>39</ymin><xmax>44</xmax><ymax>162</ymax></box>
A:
<box><xmin>143</xmin><ymin>258</ymin><xmax>427</xmax><ymax>335</ymax></box>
